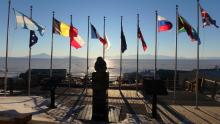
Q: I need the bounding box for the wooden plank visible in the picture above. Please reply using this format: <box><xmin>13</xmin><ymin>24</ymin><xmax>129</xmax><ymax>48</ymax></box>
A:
<box><xmin>85</xmin><ymin>105</ymin><xmax>92</xmax><ymax>120</ymax></box>
<box><xmin>187</xmin><ymin>106</ymin><xmax>220</xmax><ymax>124</ymax></box>
<box><xmin>157</xmin><ymin>104</ymin><xmax>182</xmax><ymax>124</ymax></box>
<box><xmin>108</xmin><ymin>105</ymin><xmax>121</xmax><ymax>123</ymax></box>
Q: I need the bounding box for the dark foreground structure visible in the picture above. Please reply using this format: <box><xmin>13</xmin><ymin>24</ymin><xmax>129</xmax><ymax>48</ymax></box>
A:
<box><xmin>92</xmin><ymin>57</ymin><xmax>109</xmax><ymax>122</ymax></box>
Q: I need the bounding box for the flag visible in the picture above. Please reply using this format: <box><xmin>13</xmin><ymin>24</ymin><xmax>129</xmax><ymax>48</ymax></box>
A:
<box><xmin>71</xmin><ymin>35</ymin><xmax>85</xmax><ymax>49</ymax></box>
<box><xmin>29</xmin><ymin>30</ymin><xmax>38</xmax><ymax>48</ymax></box>
<box><xmin>200</xmin><ymin>5</ymin><xmax>219</xmax><ymax>28</ymax></box>
<box><xmin>91</xmin><ymin>24</ymin><xmax>100</xmax><ymax>39</ymax></box>
<box><xmin>91</xmin><ymin>24</ymin><xmax>108</xmax><ymax>46</ymax></box>
<box><xmin>121</xmin><ymin>25</ymin><xmax>127</xmax><ymax>53</ymax></box>
<box><xmin>138</xmin><ymin>27</ymin><xmax>147</xmax><ymax>51</ymax></box>
<box><xmin>14</xmin><ymin>9</ymin><xmax>45</xmax><ymax>36</ymax></box>
<box><xmin>70</xmin><ymin>25</ymin><xmax>85</xmax><ymax>49</ymax></box>
<box><xmin>158</xmin><ymin>15</ymin><xmax>173</xmax><ymax>32</ymax></box>
<box><xmin>178</xmin><ymin>15</ymin><xmax>201</xmax><ymax>45</ymax></box>
<box><xmin>53</xmin><ymin>18</ymin><xmax>70</xmax><ymax>37</ymax></box>
<box><xmin>104</xmin><ymin>34</ymin><xmax>111</xmax><ymax>50</ymax></box>
<box><xmin>69</xmin><ymin>25</ymin><xmax>78</xmax><ymax>38</ymax></box>
<box><xmin>53</xmin><ymin>18</ymin><xmax>84</xmax><ymax>49</ymax></box>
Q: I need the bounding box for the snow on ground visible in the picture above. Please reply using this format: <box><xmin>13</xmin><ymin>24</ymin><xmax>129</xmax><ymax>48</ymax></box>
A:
<box><xmin>0</xmin><ymin>96</ymin><xmax>58</xmax><ymax>123</ymax></box>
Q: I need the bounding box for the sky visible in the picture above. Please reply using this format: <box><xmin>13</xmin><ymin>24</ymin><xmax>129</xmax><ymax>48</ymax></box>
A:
<box><xmin>0</xmin><ymin>0</ymin><xmax>219</xmax><ymax>59</ymax></box>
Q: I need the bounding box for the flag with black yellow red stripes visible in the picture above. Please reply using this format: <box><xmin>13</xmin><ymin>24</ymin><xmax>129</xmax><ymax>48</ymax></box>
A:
<box><xmin>53</xmin><ymin>18</ymin><xmax>70</xmax><ymax>37</ymax></box>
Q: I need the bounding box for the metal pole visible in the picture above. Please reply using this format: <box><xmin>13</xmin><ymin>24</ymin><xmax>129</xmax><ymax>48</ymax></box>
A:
<box><xmin>86</xmin><ymin>16</ymin><xmax>90</xmax><ymax>89</ymax></box>
<box><xmin>195</xmin><ymin>0</ymin><xmax>200</xmax><ymax>109</ymax></box>
<box><xmin>119</xmin><ymin>16</ymin><xmax>123</xmax><ymax>90</ymax></box>
<box><xmin>69</xmin><ymin>15</ymin><xmax>73</xmax><ymax>88</ymax></box>
<box><xmin>50</xmin><ymin>11</ymin><xmax>55</xmax><ymax>78</ymax></box>
<box><xmin>136</xmin><ymin>14</ymin><xmax>139</xmax><ymax>91</ymax></box>
<box><xmin>4</xmin><ymin>0</ymin><xmax>11</xmax><ymax>96</ymax></box>
<box><xmin>154</xmin><ymin>11</ymin><xmax>158</xmax><ymax>80</ymax></box>
<box><xmin>174</xmin><ymin>5</ymin><xmax>179</xmax><ymax>103</ymax></box>
<box><xmin>28</xmin><ymin>5</ymin><xmax>33</xmax><ymax>96</ymax></box>
<box><xmin>103</xmin><ymin>16</ymin><xmax>106</xmax><ymax>59</ymax></box>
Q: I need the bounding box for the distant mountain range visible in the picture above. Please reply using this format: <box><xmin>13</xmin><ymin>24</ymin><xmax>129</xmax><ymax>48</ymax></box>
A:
<box><xmin>0</xmin><ymin>53</ymin><xmax>82</xmax><ymax>59</ymax></box>
<box><xmin>30</xmin><ymin>53</ymin><xmax>83</xmax><ymax>59</ymax></box>
<box><xmin>1</xmin><ymin>53</ymin><xmax>220</xmax><ymax>60</ymax></box>
<box><xmin>108</xmin><ymin>54</ymin><xmax>220</xmax><ymax>60</ymax></box>
<box><xmin>31</xmin><ymin>53</ymin><xmax>51</xmax><ymax>59</ymax></box>
<box><xmin>108</xmin><ymin>54</ymin><xmax>185</xmax><ymax>59</ymax></box>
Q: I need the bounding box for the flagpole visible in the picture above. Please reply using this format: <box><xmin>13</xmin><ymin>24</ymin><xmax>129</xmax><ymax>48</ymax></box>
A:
<box><xmin>28</xmin><ymin>5</ymin><xmax>33</xmax><ymax>96</ymax></box>
<box><xmin>136</xmin><ymin>14</ymin><xmax>139</xmax><ymax>91</ymax></box>
<box><xmin>195</xmin><ymin>0</ymin><xmax>200</xmax><ymax>109</ymax></box>
<box><xmin>86</xmin><ymin>16</ymin><xmax>90</xmax><ymax>90</ymax></box>
<box><xmin>119</xmin><ymin>16</ymin><xmax>123</xmax><ymax>90</ymax></box>
<box><xmin>50</xmin><ymin>11</ymin><xmax>55</xmax><ymax>78</ymax></box>
<box><xmin>154</xmin><ymin>10</ymin><xmax>158</xmax><ymax>79</ymax></box>
<box><xmin>174</xmin><ymin>5</ymin><xmax>179</xmax><ymax>103</ymax></box>
<box><xmin>69</xmin><ymin>15</ymin><xmax>73</xmax><ymax>88</ymax></box>
<box><xmin>4</xmin><ymin>0</ymin><xmax>11</xmax><ymax>96</ymax></box>
<box><xmin>103</xmin><ymin>16</ymin><xmax>106</xmax><ymax>59</ymax></box>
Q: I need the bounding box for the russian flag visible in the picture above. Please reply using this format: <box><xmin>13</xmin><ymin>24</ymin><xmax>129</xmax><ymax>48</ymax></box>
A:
<box><xmin>158</xmin><ymin>15</ymin><xmax>172</xmax><ymax>32</ymax></box>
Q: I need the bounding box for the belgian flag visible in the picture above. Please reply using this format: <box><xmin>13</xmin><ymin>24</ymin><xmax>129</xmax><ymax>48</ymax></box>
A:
<box><xmin>53</xmin><ymin>18</ymin><xmax>70</xmax><ymax>37</ymax></box>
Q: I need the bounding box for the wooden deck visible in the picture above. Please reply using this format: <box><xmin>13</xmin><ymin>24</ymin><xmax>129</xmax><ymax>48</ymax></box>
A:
<box><xmin>46</xmin><ymin>87</ymin><xmax>220</xmax><ymax>123</ymax></box>
<box><xmin>157</xmin><ymin>90</ymin><xmax>220</xmax><ymax>124</ymax></box>
<box><xmin>46</xmin><ymin>88</ymin><xmax>154</xmax><ymax>123</ymax></box>
<box><xmin>1</xmin><ymin>87</ymin><xmax>220</xmax><ymax>124</ymax></box>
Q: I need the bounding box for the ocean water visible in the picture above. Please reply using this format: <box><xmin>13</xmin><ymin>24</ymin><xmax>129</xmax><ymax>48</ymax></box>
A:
<box><xmin>0</xmin><ymin>58</ymin><xmax>220</xmax><ymax>77</ymax></box>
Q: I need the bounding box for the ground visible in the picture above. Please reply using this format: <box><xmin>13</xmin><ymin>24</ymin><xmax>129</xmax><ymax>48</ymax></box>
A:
<box><xmin>0</xmin><ymin>87</ymin><xmax>220</xmax><ymax>124</ymax></box>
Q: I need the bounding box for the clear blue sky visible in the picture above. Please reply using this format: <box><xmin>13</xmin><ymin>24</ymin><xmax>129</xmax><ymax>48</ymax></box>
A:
<box><xmin>0</xmin><ymin>0</ymin><xmax>219</xmax><ymax>59</ymax></box>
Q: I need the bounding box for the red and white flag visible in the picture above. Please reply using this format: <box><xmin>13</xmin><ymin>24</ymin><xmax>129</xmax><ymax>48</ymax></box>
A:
<box><xmin>71</xmin><ymin>35</ymin><xmax>85</xmax><ymax>49</ymax></box>
<box><xmin>70</xmin><ymin>26</ymin><xmax>85</xmax><ymax>49</ymax></box>
<box><xmin>104</xmin><ymin>34</ymin><xmax>110</xmax><ymax>50</ymax></box>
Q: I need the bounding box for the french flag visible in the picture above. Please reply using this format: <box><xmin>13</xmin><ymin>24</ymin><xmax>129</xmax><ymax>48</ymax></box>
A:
<box><xmin>91</xmin><ymin>24</ymin><xmax>108</xmax><ymax>48</ymax></box>
<box><xmin>158</xmin><ymin>15</ymin><xmax>173</xmax><ymax>32</ymax></box>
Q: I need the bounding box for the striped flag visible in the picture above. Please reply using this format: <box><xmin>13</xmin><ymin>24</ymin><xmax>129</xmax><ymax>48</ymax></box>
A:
<box><xmin>91</xmin><ymin>24</ymin><xmax>109</xmax><ymax>49</ymax></box>
<box><xmin>158</xmin><ymin>15</ymin><xmax>173</xmax><ymax>32</ymax></box>
<box><xmin>70</xmin><ymin>25</ymin><xmax>84</xmax><ymax>49</ymax></box>
<box><xmin>53</xmin><ymin>18</ymin><xmax>84</xmax><ymax>49</ymax></box>
<box><xmin>53</xmin><ymin>18</ymin><xmax>70</xmax><ymax>37</ymax></box>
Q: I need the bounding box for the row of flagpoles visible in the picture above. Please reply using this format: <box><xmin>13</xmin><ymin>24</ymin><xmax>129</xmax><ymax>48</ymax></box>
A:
<box><xmin>3</xmin><ymin>0</ymin><xmax>219</xmax><ymax>109</ymax></box>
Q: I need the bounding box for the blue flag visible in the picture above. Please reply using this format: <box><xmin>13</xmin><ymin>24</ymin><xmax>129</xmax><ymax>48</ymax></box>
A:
<box><xmin>14</xmin><ymin>9</ymin><xmax>45</xmax><ymax>36</ymax></box>
<box><xmin>121</xmin><ymin>25</ymin><xmax>127</xmax><ymax>53</ymax></box>
<box><xmin>29</xmin><ymin>30</ymin><xmax>38</xmax><ymax>48</ymax></box>
<box><xmin>91</xmin><ymin>24</ymin><xmax>100</xmax><ymax>39</ymax></box>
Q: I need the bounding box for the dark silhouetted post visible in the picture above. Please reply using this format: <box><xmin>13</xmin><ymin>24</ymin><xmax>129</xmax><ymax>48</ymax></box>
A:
<box><xmin>86</xmin><ymin>16</ymin><xmax>90</xmax><ymax>91</ymax></box>
<box><xmin>154</xmin><ymin>10</ymin><xmax>158</xmax><ymax>79</ymax></box>
<box><xmin>119</xmin><ymin>16</ymin><xmax>123</xmax><ymax>89</ymax></box>
<box><xmin>69</xmin><ymin>15</ymin><xmax>73</xmax><ymax>88</ymax></box>
<box><xmin>28</xmin><ymin>5</ymin><xmax>33</xmax><ymax>96</ymax></box>
<box><xmin>92</xmin><ymin>57</ymin><xmax>109</xmax><ymax>122</ymax></box>
<box><xmin>152</xmin><ymin>94</ymin><xmax>157</xmax><ymax>118</ymax></box>
<box><xmin>195</xmin><ymin>0</ymin><xmax>200</xmax><ymax>109</ymax></box>
<box><xmin>49</xmin><ymin>77</ymin><xmax>57</xmax><ymax>108</ymax></box>
<box><xmin>174</xmin><ymin>5</ymin><xmax>179</xmax><ymax>103</ymax></box>
<box><xmin>103</xmin><ymin>16</ymin><xmax>106</xmax><ymax>59</ymax></box>
<box><xmin>136</xmin><ymin>14</ymin><xmax>139</xmax><ymax>91</ymax></box>
<box><xmin>4</xmin><ymin>0</ymin><xmax>11</xmax><ymax>96</ymax></box>
<box><xmin>50</xmin><ymin>11</ymin><xmax>55</xmax><ymax>78</ymax></box>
